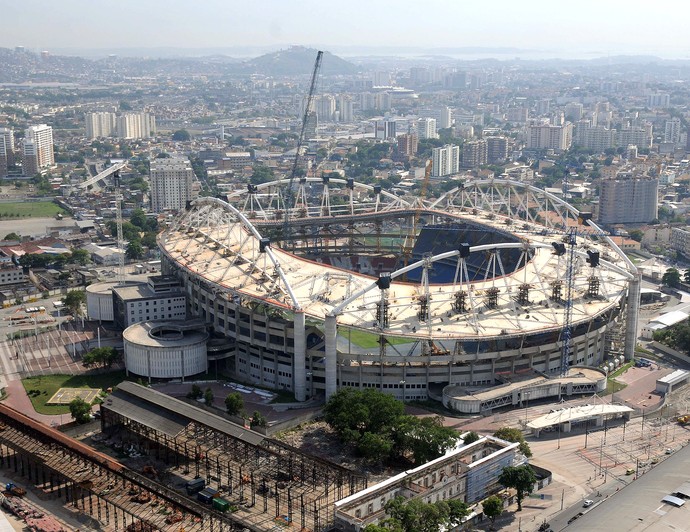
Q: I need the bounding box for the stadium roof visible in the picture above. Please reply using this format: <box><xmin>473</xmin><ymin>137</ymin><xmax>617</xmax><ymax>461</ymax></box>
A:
<box><xmin>527</xmin><ymin>404</ymin><xmax>633</xmax><ymax>430</ymax></box>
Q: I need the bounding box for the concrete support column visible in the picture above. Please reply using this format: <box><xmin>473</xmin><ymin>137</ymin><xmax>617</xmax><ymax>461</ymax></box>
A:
<box><xmin>293</xmin><ymin>311</ymin><xmax>307</xmax><ymax>402</ymax></box>
<box><xmin>595</xmin><ymin>415</ymin><xmax>604</xmax><ymax>427</ymax></box>
<box><xmin>325</xmin><ymin>314</ymin><xmax>338</xmax><ymax>400</ymax></box>
<box><xmin>624</xmin><ymin>273</ymin><xmax>641</xmax><ymax>361</ymax></box>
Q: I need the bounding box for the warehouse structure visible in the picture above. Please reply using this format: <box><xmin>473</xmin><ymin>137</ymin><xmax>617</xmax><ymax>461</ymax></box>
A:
<box><xmin>100</xmin><ymin>382</ymin><xmax>368</xmax><ymax>531</ymax></box>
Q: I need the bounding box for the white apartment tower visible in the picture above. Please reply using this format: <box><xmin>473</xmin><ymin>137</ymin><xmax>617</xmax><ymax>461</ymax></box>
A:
<box><xmin>85</xmin><ymin>112</ymin><xmax>116</xmax><ymax>139</ymax></box>
<box><xmin>526</xmin><ymin>122</ymin><xmax>573</xmax><ymax>151</ymax></box>
<box><xmin>0</xmin><ymin>128</ymin><xmax>14</xmax><ymax>177</ymax></box>
<box><xmin>431</xmin><ymin>144</ymin><xmax>460</xmax><ymax>177</ymax></box>
<box><xmin>150</xmin><ymin>156</ymin><xmax>196</xmax><ymax>213</ymax></box>
<box><xmin>417</xmin><ymin>118</ymin><xmax>438</xmax><ymax>140</ymax></box>
<box><xmin>23</xmin><ymin>125</ymin><xmax>54</xmax><ymax>176</ymax></box>
<box><xmin>117</xmin><ymin>112</ymin><xmax>156</xmax><ymax>139</ymax></box>
<box><xmin>338</xmin><ymin>96</ymin><xmax>354</xmax><ymax>123</ymax></box>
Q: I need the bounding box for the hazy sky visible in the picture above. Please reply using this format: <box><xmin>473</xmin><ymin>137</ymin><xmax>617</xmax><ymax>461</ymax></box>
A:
<box><xmin>2</xmin><ymin>0</ymin><xmax>688</xmax><ymax>59</ymax></box>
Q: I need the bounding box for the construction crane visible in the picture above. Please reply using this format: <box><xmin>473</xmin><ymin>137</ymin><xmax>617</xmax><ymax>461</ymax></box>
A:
<box><xmin>401</xmin><ymin>158</ymin><xmax>432</xmax><ymax>275</ymax></box>
<box><xmin>282</xmin><ymin>50</ymin><xmax>323</xmax><ymax>243</ymax></box>
<box><xmin>113</xmin><ymin>170</ymin><xmax>126</xmax><ymax>285</ymax></box>
<box><xmin>551</xmin><ymin>211</ymin><xmax>602</xmax><ymax>376</ymax></box>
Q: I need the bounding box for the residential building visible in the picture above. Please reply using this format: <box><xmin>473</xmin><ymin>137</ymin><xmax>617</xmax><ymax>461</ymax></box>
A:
<box><xmin>85</xmin><ymin>112</ymin><xmax>116</xmax><ymax>139</ymax></box>
<box><xmin>670</xmin><ymin>227</ymin><xmax>690</xmax><ymax>258</ymax></box>
<box><xmin>431</xmin><ymin>144</ymin><xmax>460</xmax><ymax>177</ymax></box>
<box><xmin>417</xmin><ymin>118</ymin><xmax>437</xmax><ymax>140</ymax></box>
<box><xmin>618</xmin><ymin>124</ymin><xmax>653</xmax><ymax>148</ymax></box>
<box><xmin>150</xmin><ymin>156</ymin><xmax>196</xmax><ymax>213</ymax></box>
<box><xmin>462</xmin><ymin>140</ymin><xmax>488</xmax><ymax>168</ymax></box>
<box><xmin>112</xmin><ymin>276</ymin><xmax>186</xmax><ymax>329</ymax></box>
<box><xmin>116</xmin><ymin>112</ymin><xmax>156</xmax><ymax>139</ymax></box>
<box><xmin>338</xmin><ymin>95</ymin><xmax>354</xmax><ymax>123</ymax></box>
<box><xmin>374</xmin><ymin>119</ymin><xmax>396</xmax><ymax>140</ymax></box>
<box><xmin>23</xmin><ymin>125</ymin><xmax>54</xmax><ymax>176</ymax></box>
<box><xmin>664</xmin><ymin>118</ymin><xmax>682</xmax><ymax>145</ymax></box>
<box><xmin>573</xmin><ymin>123</ymin><xmax>616</xmax><ymax>152</ymax></box>
<box><xmin>648</xmin><ymin>93</ymin><xmax>670</xmax><ymax>108</ymax></box>
<box><xmin>303</xmin><ymin>111</ymin><xmax>318</xmax><ymax>140</ymax></box>
<box><xmin>526</xmin><ymin>122</ymin><xmax>573</xmax><ymax>151</ymax></box>
<box><xmin>564</xmin><ymin>103</ymin><xmax>584</xmax><ymax>122</ymax></box>
<box><xmin>506</xmin><ymin>107</ymin><xmax>529</xmax><ymax>123</ymax></box>
<box><xmin>598</xmin><ymin>175</ymin><xmax>658</xmax><ymax>225</ymax></box>
<box><xmin>486</xmin><ymin>137</ymin><xmax>509</xmax><ymax>164</ymax></box>
<box><xmin>397</xmin><ymin>134</ymin><xmax>418</xmax><ymax>157</ymax></box>
<box><xmin>0</xmin><ymin>128</ymin><xmax>14</xmax><ymax>176</ymax></box>
<box><xmin>313</xmin><ymin>95</ymin><xmax>336</xmax><ymax>122</ymax></box>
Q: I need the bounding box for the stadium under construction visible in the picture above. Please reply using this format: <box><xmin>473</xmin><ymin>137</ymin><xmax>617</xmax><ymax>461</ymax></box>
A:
<box><xmin>158</xmin><ymin>178</ymin><xmax>641</xmax><ymax>409</ymax></box>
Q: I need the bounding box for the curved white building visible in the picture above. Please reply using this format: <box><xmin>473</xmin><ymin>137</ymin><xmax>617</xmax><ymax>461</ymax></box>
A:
<box><xmin>86</xmin><ymin>281</ymin><xmax>117</xmax><ymax>321</ymax></box>
<box><xmin>158</xmin><ymin>178</ymin><xmax>641</xmax><ymax>403</ymax></box>
<box><xmin>123</xmin><ymin>320</ymin><xmax>208</xmax><ymax>380</ymax></box>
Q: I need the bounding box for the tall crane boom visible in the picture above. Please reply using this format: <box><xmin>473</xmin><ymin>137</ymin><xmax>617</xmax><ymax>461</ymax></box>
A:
<box><xmin>282</xmin><ymin>50</ymin><xmax>323</xmax><ymax>242</ymax></box>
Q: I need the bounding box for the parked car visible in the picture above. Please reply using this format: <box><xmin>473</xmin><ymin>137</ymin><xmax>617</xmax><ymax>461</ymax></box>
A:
<box><xmin>583</xmin><ymin>499</ymin><xmax>594</xmax><ymax>508</ymax></box>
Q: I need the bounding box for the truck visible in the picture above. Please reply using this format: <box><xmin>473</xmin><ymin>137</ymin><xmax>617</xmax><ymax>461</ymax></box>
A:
<box><xmin>212</xmin><ymin>497</ymin><xmax>230</xmax><ymax>513</ymax></box>
<box><xmin>5</xmin><ymin>483</ymin><xmax>26</xmax><ymax>497</ymax></box>
<box><xmin>197</xmin><ymin>487</ymin><xmax>219</xmax><ymax>504</ymax></box>
<box><xmin>185</xmin><ymin>477</ymin><xmax>206</xmax><ymax>496</ymax></box>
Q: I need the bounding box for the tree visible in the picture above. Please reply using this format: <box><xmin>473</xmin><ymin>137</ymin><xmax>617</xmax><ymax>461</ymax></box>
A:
<box><xmin>662</xmin><ymin>267</ymin><xmax>682</xmax><ymax>288</ymax></box>
<box><xmin>250</xmin><ymin>165</ymin><xmax>274</xmax><ymax>185</ymax></box>
<box><xmin>628</xmin><ymin>229</ymin><xmax>644</xmax><ymax>243</ymax></box>
<box><xmin>70</xmin><ymin>248</ymin><xmax>90</xmax><ymax>266</ymax></box>
<box><xmin>130</xmin><ymin>208</ymin><xmax>149</xmax><ymax>230</ymax></box>
<box><xmin>250</xmin><ymin>410</ymin><xmax>267</xmax><ymax>428</ymax></box>
<box><xmin>498</xmin><ymin>465</ymin><xmax>537</xmax><ymax>511</ymax></box>
<box><xmin>368</xmin><ymin>497</ymin><xmax>468</xmax><ymax>532</ymax></box>
<box><xmin>69</xmin><ymin>397</ymin><xmax>92</xmax><ymax>424</ymax></box>
<box><xmin>3</xmin><ymin>232</ymin><xmax>20</xmax><ymax>241</ymax></box>
<box><xmin>204</xmin><ymin>387</ymin><xmax>214</xmax><ymax>406</ymax></box>
<box><xmin>393</xmin><ymin>416</ymin><xmax>458</xmax><ymax>464</ymax></box>
<box><xmin>172</xmin><ymin>129</ymin><xmax>191</xmax><ymax>141</ymax></box>
<box><xmin>482</xmin><ymin>495</ymin><xmax>503</xmax><ymax>528</ymax></box>
<box><xmin>141</xmin><ymin>232</ymin><xmax>158</xmax><ymax>249</ymax></box>
<box><xmin>224</xmin><ymin>392</ymin><xmax>244</xmax><ymax>415</ymax></box>
<box><xmin>188</xmin><ymin>384</ymin><xmax>203</xmax><ymax>400</ymax></box>
<box><xmin>493</xmin><ymin>427</ymin><xmax>532</xmax><ymax>458</ymax></box>
<box><xmin>463</xmin><ymin>431</ymin><xmax>481</xmax><ymax>444</ymax></box>
<box><xmin>82</xmin><ymin>347</ymin><xmax>120</xmax><ymax>369</ymax></box>
<box><xmin>62</xmin><ymin>290</ymin><xmax>86</xmax><ymax>316</ymax></box>
<box><xmin>126</xmin><ymin>241</ymin><xmax>144</xmax><ymax>260</ymax></box>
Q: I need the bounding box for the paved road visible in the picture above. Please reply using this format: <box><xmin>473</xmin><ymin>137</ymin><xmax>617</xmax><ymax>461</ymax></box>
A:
<box><xmin>551</xmin><ymin>440</ymin><xmax>690</xmax><ymax>531</ymax></box>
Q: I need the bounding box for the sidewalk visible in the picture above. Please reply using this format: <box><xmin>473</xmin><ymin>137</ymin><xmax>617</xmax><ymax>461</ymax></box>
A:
<box><xmin>3</xmin><ymin>379</ymin><xmax>64</xmax><ymax>426</ymax></box>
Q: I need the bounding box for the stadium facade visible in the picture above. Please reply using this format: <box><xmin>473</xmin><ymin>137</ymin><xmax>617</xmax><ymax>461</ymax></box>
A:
<box><xmin>158</xmin><ymin>178</ymin><xmax>640</xmax><ymax>404</ymax></box>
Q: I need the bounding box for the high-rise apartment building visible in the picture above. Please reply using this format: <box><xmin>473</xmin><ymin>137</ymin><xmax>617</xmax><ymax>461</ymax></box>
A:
<box><xmin>462</xmin><ymin>140</ymin><xmax>488</xmax><ymax>168</ymax></box>
<box><xmin>303</xmin><ymin>111</ymin><xmax>318</xmax><ymax>140</ymax></box>
<box><xmin>506</xmin><ymin>107</ymin><xmax>529</xmax><ymax>123</ymax></box>
<box><xmin>573</xmin><ymin>124</ymin><xmax>616</xmax><ymax>152</ymax></box>
<box><xmin>417</xmin><ymin>118</ymin><xmax>438</xmax><ymax>140</ymax></box>
<box><xmin>564</xmin><ymin>103</ymin><xmax>584</xmax><ymax>122</ymax></box>
<box><xmin>486</xmin><ymin>137</ymin><xmax>509</xmax><ymax>164</ymax></box>
<box><xmin>648</xmin><ymin>93</ymin><xmax>670</xmax><ymax>108</ymax></box>
<box><xmin>0</xmin><ymin>128</ymin><xmax>14</xmax><ymax>177</ymax></box>
<box><xmin>664</xmin><ymin>118</ymin><xmax>682</xmax><ymax>145</ymax></box>
<box><xmin>598</xmin><ymin>175</ymin><xmax>658</xmax><ymax>225</ymax></box>
<box><xmin>397</xmin><ymin>134</ymin><xmax>418</xmax><ymax>157</ymax></box>
<box><xmin>525</xmin><ymin>122</ymin><xmax>573</xmax><ymax>151</ymax></box>
<box><xmin>338</xmin><ymin>96</ymin><xmax>354</xmax><ymax>123</ymax></box>
<box><xmin>150</xmin><ymin>156</ymin><xmax>196</xmax><ymax>213</ymax></box>
<box><xmin>116</xmin><ymin>112</ymin><xmax>156</xmax><ymax>139</ymax></box>
<box><xmin>374</xmin><ymin>119</ymin><xmax>396</xmax><ymax>140</ymax></box>
<box><xmin>431</xmin><ymin>144</ymin><xmax>460</xmax><ymax>177</ymax></box>
<box><xmin>85</xmin><ymin>112</ymin><xmax>116</xmax><ymax>139</ymax></box>
<box><xmin>23</xmin><ymin>125</ymin><xmax>54</xmax><ymax>176</ymax></box>
<box><xmin>617</xmin><ymin>124</ymin><xmax>653</xmax><ymax>149</ymax></box>
<box><xmin>310</xmin><ymin>95</ymin><xmax>335</xmax><ymax>122</ymax></box>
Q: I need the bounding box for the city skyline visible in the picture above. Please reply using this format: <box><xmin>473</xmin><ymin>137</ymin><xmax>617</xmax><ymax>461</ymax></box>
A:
<box><xmin>2</xmin><ymin>0</ymin><xmax>690</xmax><ymax>60</ymax></box>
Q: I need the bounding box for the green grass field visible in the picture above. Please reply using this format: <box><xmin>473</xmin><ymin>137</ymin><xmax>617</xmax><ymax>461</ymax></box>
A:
<box><xmin>0</xmin><ymin>201</ymin><xmax>67</xmax><ymax>219</ymax></box>
<box><xmin>21</xmin><ymin>371</ymin><xmax>128</xmax><ymax>414</ymax></box>
<box><xmin>346</xmin><ymin>329</ymin><xmax>415</xmax><ymax>349</ymax></box>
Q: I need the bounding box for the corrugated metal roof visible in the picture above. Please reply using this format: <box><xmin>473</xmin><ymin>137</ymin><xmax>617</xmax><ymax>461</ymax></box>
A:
<box><xmin>675</xmin><ymin>481</ymin><xmax>690</xmax><ymax>498</ymax></box>
<box><xmin>662</xmin><ymin>495</ymin><xmax>685</xmax><ymax>507</ymax></box>
<box><xmin>658</xmin><ymin>369</ymin><xmax>689</xmax><ymax>386</ymax></box>
<box><xmin>113</xmin><ymin>381</ymin><xmax>265</xmax><ymax>446</ymax></box>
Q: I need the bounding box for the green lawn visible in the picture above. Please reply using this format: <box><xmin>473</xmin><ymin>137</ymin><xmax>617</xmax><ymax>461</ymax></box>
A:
<box><xmin>346</xmin><ymin>329</ymin><xmax>416</xmax><ymax>349</ymax></box>
<box><xmin>604</xmin><ymin>379</ymin><xmax>627</xmax><ymax>396</ymax></box>
<box><xmin>0</xmin><ymin>201</ymin><xmax>67</xmax><ymax>219</ymax></box>
<box><xmin>21</xmin><ymin>371</ymin><xmax>129</xmax><ymax>415</ymax></box>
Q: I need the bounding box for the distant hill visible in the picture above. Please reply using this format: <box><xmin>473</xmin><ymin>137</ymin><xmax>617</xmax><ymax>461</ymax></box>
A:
<box><xmin>244</xmin><ymin>46</ymin><xmax>359</xmax><ymax>76</ymax></box>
